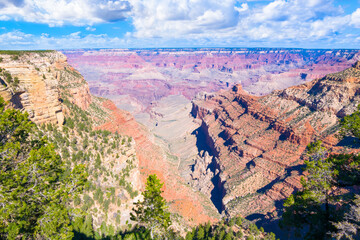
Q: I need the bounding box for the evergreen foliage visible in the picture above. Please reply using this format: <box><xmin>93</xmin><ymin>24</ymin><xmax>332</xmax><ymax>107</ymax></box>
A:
<box><xmin>0</xmin><ymin>97</ymin><xmax>87</xmax><ymax>239</ymax></box>
<box><xmin>281</xmin><ymin>106</ymin><xmax>360</xmax><ymax>239</ymax></box>
<box><xmin>130</xmin><ymin>174</ymin><xmax>171</xmax><ymax>239</ymax></box>
<box><xmin>339</xmin><ymin>105</ymin><xmax>360</xmax><ymax>140</ymax></box>
<box><xmin>185</xmin><ymin>217</ymin><xmax>277</xmax><ymax>240</ymax></box>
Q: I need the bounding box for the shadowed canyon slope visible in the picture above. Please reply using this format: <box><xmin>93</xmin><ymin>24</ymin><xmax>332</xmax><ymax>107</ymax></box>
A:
<box><xmin>192</xmin><ymin>62</ymin><xmax>360</xmax><ymax>221</ymax></box>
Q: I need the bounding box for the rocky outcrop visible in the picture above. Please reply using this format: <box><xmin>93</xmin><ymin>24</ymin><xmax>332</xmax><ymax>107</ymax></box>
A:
<box><xmin>0</xmin><ymin>52</ymin><xmax>66</xmax><ymax>125</ymax></box>
<box><xmin>55</xmin><ymin>68</ymin><xmax>92</xmax><ymax>111</ymax></box>
<box><xmin>191</xmin><ymin>151</ymin><xmax>215</xmax><ymax>195</ymax></box>
<box><xmin>0</xmin><ymin>51</ymin><xmax>94</xmax><ymax>126</ymax></box>
<box><xmin>191</xmin><ymin>62</ymin><xmax>360</xmax><ymax>218</ymax></box>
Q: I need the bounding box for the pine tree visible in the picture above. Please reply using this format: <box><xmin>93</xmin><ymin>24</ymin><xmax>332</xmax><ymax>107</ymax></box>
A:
<box><xmin>339</xmin><ymin>105</ymin><xmax>360</xmax><ymax>140</ymax></box>
<box><xmin>280</xmin><ymin>141</ymin><xmax>337</xmax><ymax>239</ymax></box>
<box><xmin>196</xmin><ymin>227</ymin><xmax>205</xmax><ymax>240</ymax></box>
<box><xmin>130</xmin><ymin>174</ymin><xmax>171</xmax><ymax>239</ymax></box>
<box><xmin>0</xmin><ymin>96</ymin><xmax>87</xmax><ymax>239</ymax></box>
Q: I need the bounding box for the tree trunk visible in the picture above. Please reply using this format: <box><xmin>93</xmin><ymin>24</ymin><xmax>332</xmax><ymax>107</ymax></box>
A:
<box><xmin>325</xmin><ymin>193</ymin><xmax>330</xmax><ymax>240</ymax></box>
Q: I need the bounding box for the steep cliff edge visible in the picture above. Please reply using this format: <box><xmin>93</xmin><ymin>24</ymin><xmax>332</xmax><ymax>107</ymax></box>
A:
<box><xmin>0</xmin><ymin>51</ymin><xmax>143</xmax><ymax>235</ymax></box>
<box><xmin>0</xmin><ymin>51</ymin><xmax>66</xmax><ymax>125</ymax></box>
<box><xmin>96</xmin><ymin>99</ymin><xmax>220</xmax><ymax>228</ymax></box>
<box><xmin>191</xmin><ymin>61</ymin><xmax>360</xmax><ymax>219</ymax></box>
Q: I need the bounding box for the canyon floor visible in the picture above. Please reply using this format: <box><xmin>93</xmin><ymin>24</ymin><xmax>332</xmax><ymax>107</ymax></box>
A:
<box><xmin>64</xmin><ymin>48</ymin><xmax>360</xmax><ymax>229</ymax></box>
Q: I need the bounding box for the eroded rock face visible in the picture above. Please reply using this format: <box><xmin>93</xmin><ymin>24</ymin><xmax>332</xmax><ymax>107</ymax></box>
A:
<box><xmin>95</xmin><ymin>100</ymin><xmax>220</xmax><ymax>227</ymax></box>
<box><xmin>63</xmin><ymin>48</ymin><xmax>360</xmax><ymax>116</ymax></box>
<box><xmin>0</xmin><ymin>52</ymin><xmax>66</xmax><ymax>125</ymax></box>
<box><xmin>0</xmin><ymin>52</ymin><xmax>94</xmax><ymax>126</ymax></box>
<box><xmin>191</xmin><ymin>151</ymin><xmax>215</xmax><ymax>195</ymax></box>
<box><xmin>192</xmin><ymin>62</ymin><xmax>360</xmax><ymax>218</ymax></box>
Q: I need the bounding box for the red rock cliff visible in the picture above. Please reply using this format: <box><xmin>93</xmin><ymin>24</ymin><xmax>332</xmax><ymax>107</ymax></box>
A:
<box><xmin>192</xmin><ymin>62</ymin><xmax>360</xmax><ymax>217</ymax></box>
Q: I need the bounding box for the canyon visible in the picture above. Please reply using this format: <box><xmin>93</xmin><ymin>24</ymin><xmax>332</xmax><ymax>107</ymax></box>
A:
<box><xmin>192</xmin><ymin>62</ymin><xmax>360</xmax><ymax>220</ymax></box>
<box><xmin>2</xmin><ymin>49</ymin><xmax>360</xmax><ymax>236</ymax></box>
<box><xmin>0</xmin><ymin>51</ymin><xmax>219</xmax><ymax>233</ymax></box>
<box><xmin>63</xmin><ymin>48</ymin><xmax>360</xmax><ymax>223</ymax></box>
<box><xmin>64</xmin><ymin>48</ymin><xmax>360</xmax><ymax>116</ymax></box>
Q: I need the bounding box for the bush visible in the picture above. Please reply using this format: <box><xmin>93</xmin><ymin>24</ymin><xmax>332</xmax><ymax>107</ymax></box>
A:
<box><xmin>236</xmin><ymin>217</ymin><xmax>243</xmax><ymax>226</ymax></box>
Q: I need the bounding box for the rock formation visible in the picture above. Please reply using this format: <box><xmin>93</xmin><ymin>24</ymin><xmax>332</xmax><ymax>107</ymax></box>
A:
<box><xmin>0</xmin><ymin>51</ymin><xmax>143</xmax><ymax>233</ymax></box>
<box><xmin>64</xmin><ymin>48</ymin><xmax>360</xmax><ymax>118</ymax></box>
<box><xmin>95</xmin><ymin>99</ymin><xmax>220</xmax><ymax>227</ymax></box>
<box><xmin>191</xmin><ymin>151</ymin><xmax>215</xmax><ymax>195</ymax></box>
<box><xmin>0</xmin><ymin>51</ymin><xmax>66</xmax><ymax>125</ymax></box>
<box><xmin>63</xmin><ymin>47</ymin><xmax>360</xmax><ymax>222</ymax></box>
<box><xmin>191</xmin><ymin>62</ymin><xmax>360</xmax><ymax>219</ymax></box>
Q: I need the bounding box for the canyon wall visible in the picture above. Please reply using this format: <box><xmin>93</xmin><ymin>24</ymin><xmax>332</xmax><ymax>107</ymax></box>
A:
<box><xmin>0</xmin><ymin>51</ymin><xmax>65</xmax><ymax>125</ymax></box>
<box><xmin>64</xmin><ymin>48</ymin><xmax>360</xmax><ymax>117</ymax></box>
<box><xmin>191</xmin><ymin>62</ymin><xmax>360</xmax><ymax>221</ymax></box>
<box><xmin>63</xmin><ymin>48</ymin><xmax>360</xmax><ymax>224</ymax></box>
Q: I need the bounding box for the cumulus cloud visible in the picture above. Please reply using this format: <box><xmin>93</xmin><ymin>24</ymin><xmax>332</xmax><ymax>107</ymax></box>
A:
<box><xmin>351</xmin><ymin>8</ymin><xmax>360</xmax><ymax>27</ymax></box>
<box><xmin>127</xmin><ymin>0</ymin><xmax>360</xmax><ymax>46</ymax></box>
<box><xmin>130</xmin><ymin>0</ymin><xmax>239</xmax><ymax>38</ymax></box>
<box><xmin>0</xmin><ymin>0</ymin><xmax>131</xmax><ymax>26</ymax></box>
<box><xmin>1</xmin><ymin>0</ymin><xmax>360</xmax><ymax>48</ymax></box>
<box><xmin>0</xmin><ymin>30</ymin><xmax>130</xmax><ymax>49</ymax></box>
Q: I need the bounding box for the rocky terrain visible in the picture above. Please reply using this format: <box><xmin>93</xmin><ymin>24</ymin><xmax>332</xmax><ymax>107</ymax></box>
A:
<box><xmin>64</xmin><ymin>48</ymin><xmax>360</xmax><ymax>118</ymax></box>
<box><xmin>0</xmin><ymin>51</ymin><xmax>65</xmax><ymax>125</ymax></box>
<box><xmin>0</xmin><ymin>51</ymin><xmax>143</xmax><ymax>235</ymax></box>
<box><xmin>191</xmin><ymin>61</ymin><xmax>360</xmax><ymax>225</ymax></box>
<box><xmin>63</xmin><ymin>48</ymin><xmax>360</xmax><ymax>219</ymax></box>
<box><xmin>0</xmin><ymin>51</ymin><xmax>220</xmax><ymax>235</ymax></box>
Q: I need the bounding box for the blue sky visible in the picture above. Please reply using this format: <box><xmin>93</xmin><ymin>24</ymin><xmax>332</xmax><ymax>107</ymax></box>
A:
<box><xmin>0</xmin><ymin>0</ymin><xmax>359</xmax><ymax>49</ymax></box>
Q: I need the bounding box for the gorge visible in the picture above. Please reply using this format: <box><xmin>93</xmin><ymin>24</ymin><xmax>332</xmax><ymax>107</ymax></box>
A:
<box><xmin>63</xmin><ymin>48</ymin><xmax>360</xmax><ymax>226</ymax></box>
<box><xmin>2</xmin><ymin>49</ymin><xmax>360</xmax><ymax>238</ymax></box>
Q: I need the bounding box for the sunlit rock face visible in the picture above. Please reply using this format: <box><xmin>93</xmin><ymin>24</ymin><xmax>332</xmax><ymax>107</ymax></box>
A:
<box><xmin>63</xmin><ymin>48</ymin><xmax>359</xmax><ymax>117</ymax></box>
<box><xmin>191</xmin><ymin>62</ymin><xmax>360</xmax><ymax>218</ymax></box>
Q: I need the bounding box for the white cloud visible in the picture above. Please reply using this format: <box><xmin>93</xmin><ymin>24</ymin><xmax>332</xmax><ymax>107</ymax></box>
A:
<box><xmin>351</xmin><ymin>8</ymin><xmax>360</xmax><ymax>27</ymax></box>
<box><xmin>0</xmin><ymin>30</ymin><xmax>128</xmax><ymax>49</ymax></box>
<box><xmin>128</xmin><ymin>0</ymin><xmax>359</xmax><ymax>46</ymax></box>
<box><xmin>0</xmin><ymin>0</ymin><xmax>131</xmax><ymax>26</ymax></box>
<box><xmin>130</xmin><ymin>0</ymin><xmax>239</xmax><ymax>38</ymax></box>
<box><xmin>0</xmin><ymin>0</ymin><xmax>360</xmax><ymax>49</ymax></box>
<box><xmin>86</xmin><ymin>27</ymin><xmax>96</xmax><ymax>31</ymax></box>
<box><xmin>235</xmin><ymin>3</ymin><xmax>249</xmax><ymax>13</ymax></box>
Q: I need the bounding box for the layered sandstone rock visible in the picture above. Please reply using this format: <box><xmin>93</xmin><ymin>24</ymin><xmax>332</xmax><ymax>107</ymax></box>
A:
<box><xmin>192</xmin><ymin>62</ymin><xmax>360</xmax><ymax>218</ymax></box>
<box><xmin>64</xmin><ymin>48</ymin><xmax>359</xmax><ymax>118</ymax></box>
<box><xmin>0</xmin><ymin>51</ymin><xmax>93</xmax><ymax>126</ymax></box>
<box><xmin>0</xmin><ymin>52</ymin><xmax>66</xmax><ymax>125</ymax></box>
